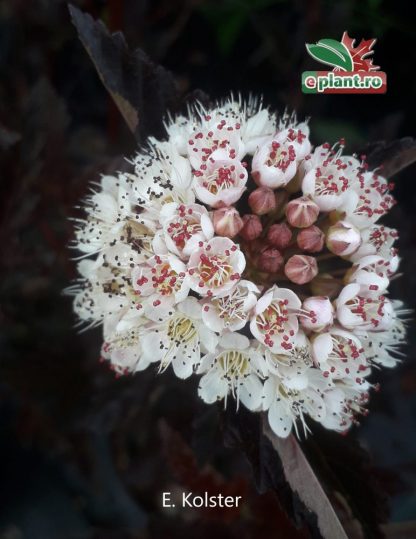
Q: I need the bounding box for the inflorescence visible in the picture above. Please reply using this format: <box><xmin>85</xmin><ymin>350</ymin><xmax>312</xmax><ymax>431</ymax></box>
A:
<box><xmin>68</xmin><ymin>97</ymin><xmax>408</xmax><ymax>438</ymax></box>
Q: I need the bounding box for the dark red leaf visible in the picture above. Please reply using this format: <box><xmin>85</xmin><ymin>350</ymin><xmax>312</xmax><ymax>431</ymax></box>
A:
<box><xmin>263</xmin><ymin>422</ymin><xmax>351</xmax><ymax>539</ymax></box>
<box><xmin>360</xmin><ymin>137</ymin><xmax>416</xmax><ymax>178</ymax></box>
<box><xmin>69</xmin><ymin>4</ymin><xmax>178</xmax><ymax>142</ymax></box>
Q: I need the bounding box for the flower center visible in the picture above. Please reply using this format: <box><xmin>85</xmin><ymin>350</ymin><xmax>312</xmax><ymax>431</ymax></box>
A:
<box><xmin>255</xmin><ymin>300</ymin><xmax>294</xmax><ymax>350</ymax></box>
<box><xmin>370</xmin><ymin>227</ymin><xmax>393</xmax><ymax>249</ymax></box>
<box><xmin>123</xmin><ymin>220</ymin><xmax>154</xmax><ymax>255</ymax></box>
<box><xmin>197</xmin><ymin>253</ymin><xmax>234</xmax><ymax>287</ymax></box>
<box><xmin>150</xmin><ymin>263</ymin><xmax>179</xmax><ymax>296</ymax></box>
<box><xmin>332</xmin><ymin>336</ymin><xmax>363</xmax><ymax>361</ymax></box>
<box><xmin>108</xmin><ymin>328</ymin><xmax>140</xmax><ymax>350</ymax></box>
<box><xmin>167</xmin><ymin>207</ymin><xmax>201</xmax><ymax>249</ymax></box>
<box><xmin>347</xmin><ymin>295</ymin><xmax>386</xmax><ymax>327</ymax></box>
<box><xmin>211</xmin><ymin>287</ymin><xmax>246</xmax><ymax>324</ymax></box>
<box><xmin>315</xmin><ymin>160</ymin><xmax>349</xmax><ymax>195</ymax></box>
<box><xmin>202</xmin><ymin>165</ymin><xmax>236</xmax><ymax>194</ymax></box>
<box><xmin>167</xmin><ymin>316</ymin><xmax>197</xmax><ymax>343</ymax></box>
<box><xmin>278</xmin><ymin>384</ymin><xmax>299</xmax><ymax>399</ymax></box>
<box><xmin>218</xmin><ymin>350</ymin><xmax>249</xmax><ymax>378</ymax></box>
<box><xmin>266</xmin><ymin>141</ymin><xmax>295</xmax><ymax>171</ymax></box>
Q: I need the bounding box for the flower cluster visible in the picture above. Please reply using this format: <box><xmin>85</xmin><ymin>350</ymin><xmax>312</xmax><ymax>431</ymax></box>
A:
<box><xmin>69</xmin><ymin>97</ymin><xmax>408</xmax><ymax>438</ymax></box>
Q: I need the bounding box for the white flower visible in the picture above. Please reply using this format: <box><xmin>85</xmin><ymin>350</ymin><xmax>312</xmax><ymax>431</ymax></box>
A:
<box><xmin>335</xmin><ymin>283</ymin><xmax>394</xmax><ymax>331</ymax></box>
<box><xmin>187</xmin><ymin>119</ymin><xmax>245</xmax><ymax>169</ymax></box>
<box><xmin>252</xmin><ymin>133</ymin><xmax>297</xmax><ymax>188</ymax></box>
<box><xmin>319</xmin><ymin>380</ymin><xmax>366</xmax><ymax>432</ymax></box>
<box><xmin>140</xmin><ymin>297</ymin><xmax>218</xmax><ymax>379</ymax></box>
<box><xmin>359</xmin><ymin>325</ymin><xmax>406</xmax><ymax>368</ymax></box>
<box><xmin>250</xmin><ymin>285</ymin><xmax>301</xmax><ymax>352</ymax></box>
<box><xmin>197</xmin><ymin>333</ymin><xmax>267</xmax><ymax>409</ymax></box>
<box><xmin>346</xmin><ymin>255</ymin><xmax>390</xmax><ymax>295</ymax></box>
<box><xmin>350</xmin><ymin>224</ymin><xmax>398</xmax><ymax>262</ymax></box>
<box><xmin>132</xmin><ymin>254</ymin><xmax>189</xmax><ymax>322</ymax></box>
<box><xmin>278</xmin><ymin>122</ymin><xmax>311</xmax><ymax>159</ymax></box>
<box><xmin>186</xmin><ymin>237</ymin><xmax>246</xmax><ymax>297</ymax></box>
<box><xmin>192</xmin><ymin>152</ymin><xmax>248</xmax><ymax>207</ymax></box>
<box><xmin>311</xmin><ymin>328</ymin><xmax>370</xmax><ymax>382</ymax></box>
<box><xmin>301</xmin><ymin>146</ymin><xmax>354</xmax><ymax>211</ymax></box>
<box><xmin>101</xmin><ymin>326</ymin><xmax>153</xmax><ymax>375</ymax></box>
<box><xmin>201</xmin><ymin>279</ymin><xmax>259</xmax><ymax>332</ymax></box>
<box><xmin>129</xmin><ymin>143</ymin><xmax>194</xmax><ymax>211</ymax></box>
<box><xmin>158</xmin><ymin>202</ymin><xmax>214</xmax><ymax>259</ymax></box>
<box><xmin>164</xmin><ymin>114</ymin><xmax>195</xmax><ymax>155</ymax></box>
<box><xmin>355</xmin><ymin>300</ymin><xmax>410</xmax><ymax>368</ymax></box>
<box><xmin>262</xmin><ymin>368</ymin><xmax>330</xmax><ymax>438</ymax></box>
<box><xmin>72</xmin><ymin>258</ymin><xmax>142</xmax><ymax>335</ymax></box>
<box><xmin>241</xmin><ymin>107</ymin><xmax>276</xmax><ymax>154</ymax></box>
<box><xmin>74</xmin><ymin>180</ymin><xmax>131</xmax><ymax>255</ymax></box>
<box><xmin>212</xmin><ymin>97</ymin><xmax>277</xmax><ymax>154</ymax></box>
<box><xmin>264</xmin><ymin>331</ymin><xmax>312</xmax><ymax>378</ymax></box>
<box><xmin>342</xmin><ymin>170</ymin><xmax>395</xmax><ymax>229</ymax></box>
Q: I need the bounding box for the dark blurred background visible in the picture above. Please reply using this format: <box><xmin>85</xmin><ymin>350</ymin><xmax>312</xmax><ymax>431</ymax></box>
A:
<box><xmin>1</xmin><ymin>1</ymin><xmax>416</xmax><ymax>538</ymax></box>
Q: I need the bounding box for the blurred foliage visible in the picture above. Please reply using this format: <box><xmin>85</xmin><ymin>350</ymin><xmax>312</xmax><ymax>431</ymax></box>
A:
<box><xmin>198</xmin><ymin>0</ymin><xmax>287</xmax><ymax>55</ymax></box>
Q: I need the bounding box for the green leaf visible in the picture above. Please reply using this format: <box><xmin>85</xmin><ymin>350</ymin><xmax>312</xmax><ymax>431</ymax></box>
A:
<box><xmin>311</xmin><ymin>119</ymin><xmax>366</xmax><ymax>148</ymax></box>
<box><xmin>216</xmin><ymin>11</ymin><xmax>248</xmax><ymax>55</ymax></box>
<box><xmin>306</xmin><ymin>39</ymin><xmax>353</xmax><ymax>71</ymax></box>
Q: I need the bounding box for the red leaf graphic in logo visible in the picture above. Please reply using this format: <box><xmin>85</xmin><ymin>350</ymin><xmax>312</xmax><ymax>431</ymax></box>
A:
<box><xmin>341</xmin><ymin>32</ymin><xmax>380</xmax><ymax>72</ymax></box>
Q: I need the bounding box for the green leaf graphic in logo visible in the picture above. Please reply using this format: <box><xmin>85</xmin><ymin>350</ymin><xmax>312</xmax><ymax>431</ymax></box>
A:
<box><xmin>306</xmin><ymin>39</ymin><xmax>353</xmax><ymax>71</ymax></box>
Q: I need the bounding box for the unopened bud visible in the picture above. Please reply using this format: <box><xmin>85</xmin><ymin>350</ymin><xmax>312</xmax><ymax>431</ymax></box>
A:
<box><xmin>300</xmin><ymin>296</ymin><xmax>334</xmax><ymax>332</ymax></box>
<box><xmin>326</xmin><ymin>220</ymin><xmax>361</xmax><ymax>256</ymax></box>
<box><xmin>248</xmin><ymin>187</ymin><xmax>276</xmax><ymax>215</ymax></box>
<box><xmin>284</xmin><ymin>254</ymin><xmax>318</xmax><ymax>284</ymax></box>
<box><xmin>258</xmin><ymin>247</ymin><xmax>283</xmax><ymax>273</ymax></box>
<box><xmin>240</xmin><ymin>214</ymin><xmax>262</xmax><ymax>240</ymax></box>
<box><xmin>297</xmin><ymin>225</ymin><xmax>324</xmax><ymax>252</ymax></box>
<box><xmin>212</xmin><ymin>207</ymin><xmax>243</xmax><ymax>238</ymax></box>
<box><xmin>285</xmin><ymin>196</ymin><xmax>320</xmax><ymax>228</ymax></box>
<box><xmin>267</xmin><ymin>223</ymin><xmax>292</xmax><ymax>249</ymax></box>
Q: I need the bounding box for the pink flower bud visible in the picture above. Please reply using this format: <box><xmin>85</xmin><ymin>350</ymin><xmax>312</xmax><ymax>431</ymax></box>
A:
<box><xmin>212</xmin><ymin>207</ymin><xmax>243</xmax><ymax>238</ymax></box>
<box><xmin>248</xmin><ymin>187</ymin><xmax>276</xmax><ymax>215</ymax></box>
<box><xmin>297</xmin><ymin>225</ymin><xmax>324</xmax><ymax>253</ymax></box>
<box><xmin>284</xmin><ymin>254</ymin><xmax>318</xmax><ymax>284</ymax></box>
<box><xmin>240</xmin><ymin>214</ymin><xmax>262</xmax><ymax>240</ymax></box>
<box><xmin>326</xmin><ymin>220</ymin><xmax>361</xmax><ymax>256</ymax></box>
<box><xmin>257</xmin><ymin>247</ymin><xmax>283</xmax><ymax>273</ymax></box>
<box><xmin>285</xmin><ymin>196</ymin><xmax>320</xmax><ymax>228</ymax></box>
<box><xmin>300</xmin><ymin>296</ymin><xmax>334</xmax><ymax>332</ymax></box>
<box><xmin>267</xmin><ymin>223</ymin><xmax>292</xmax><ymax>249</ymax></box>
